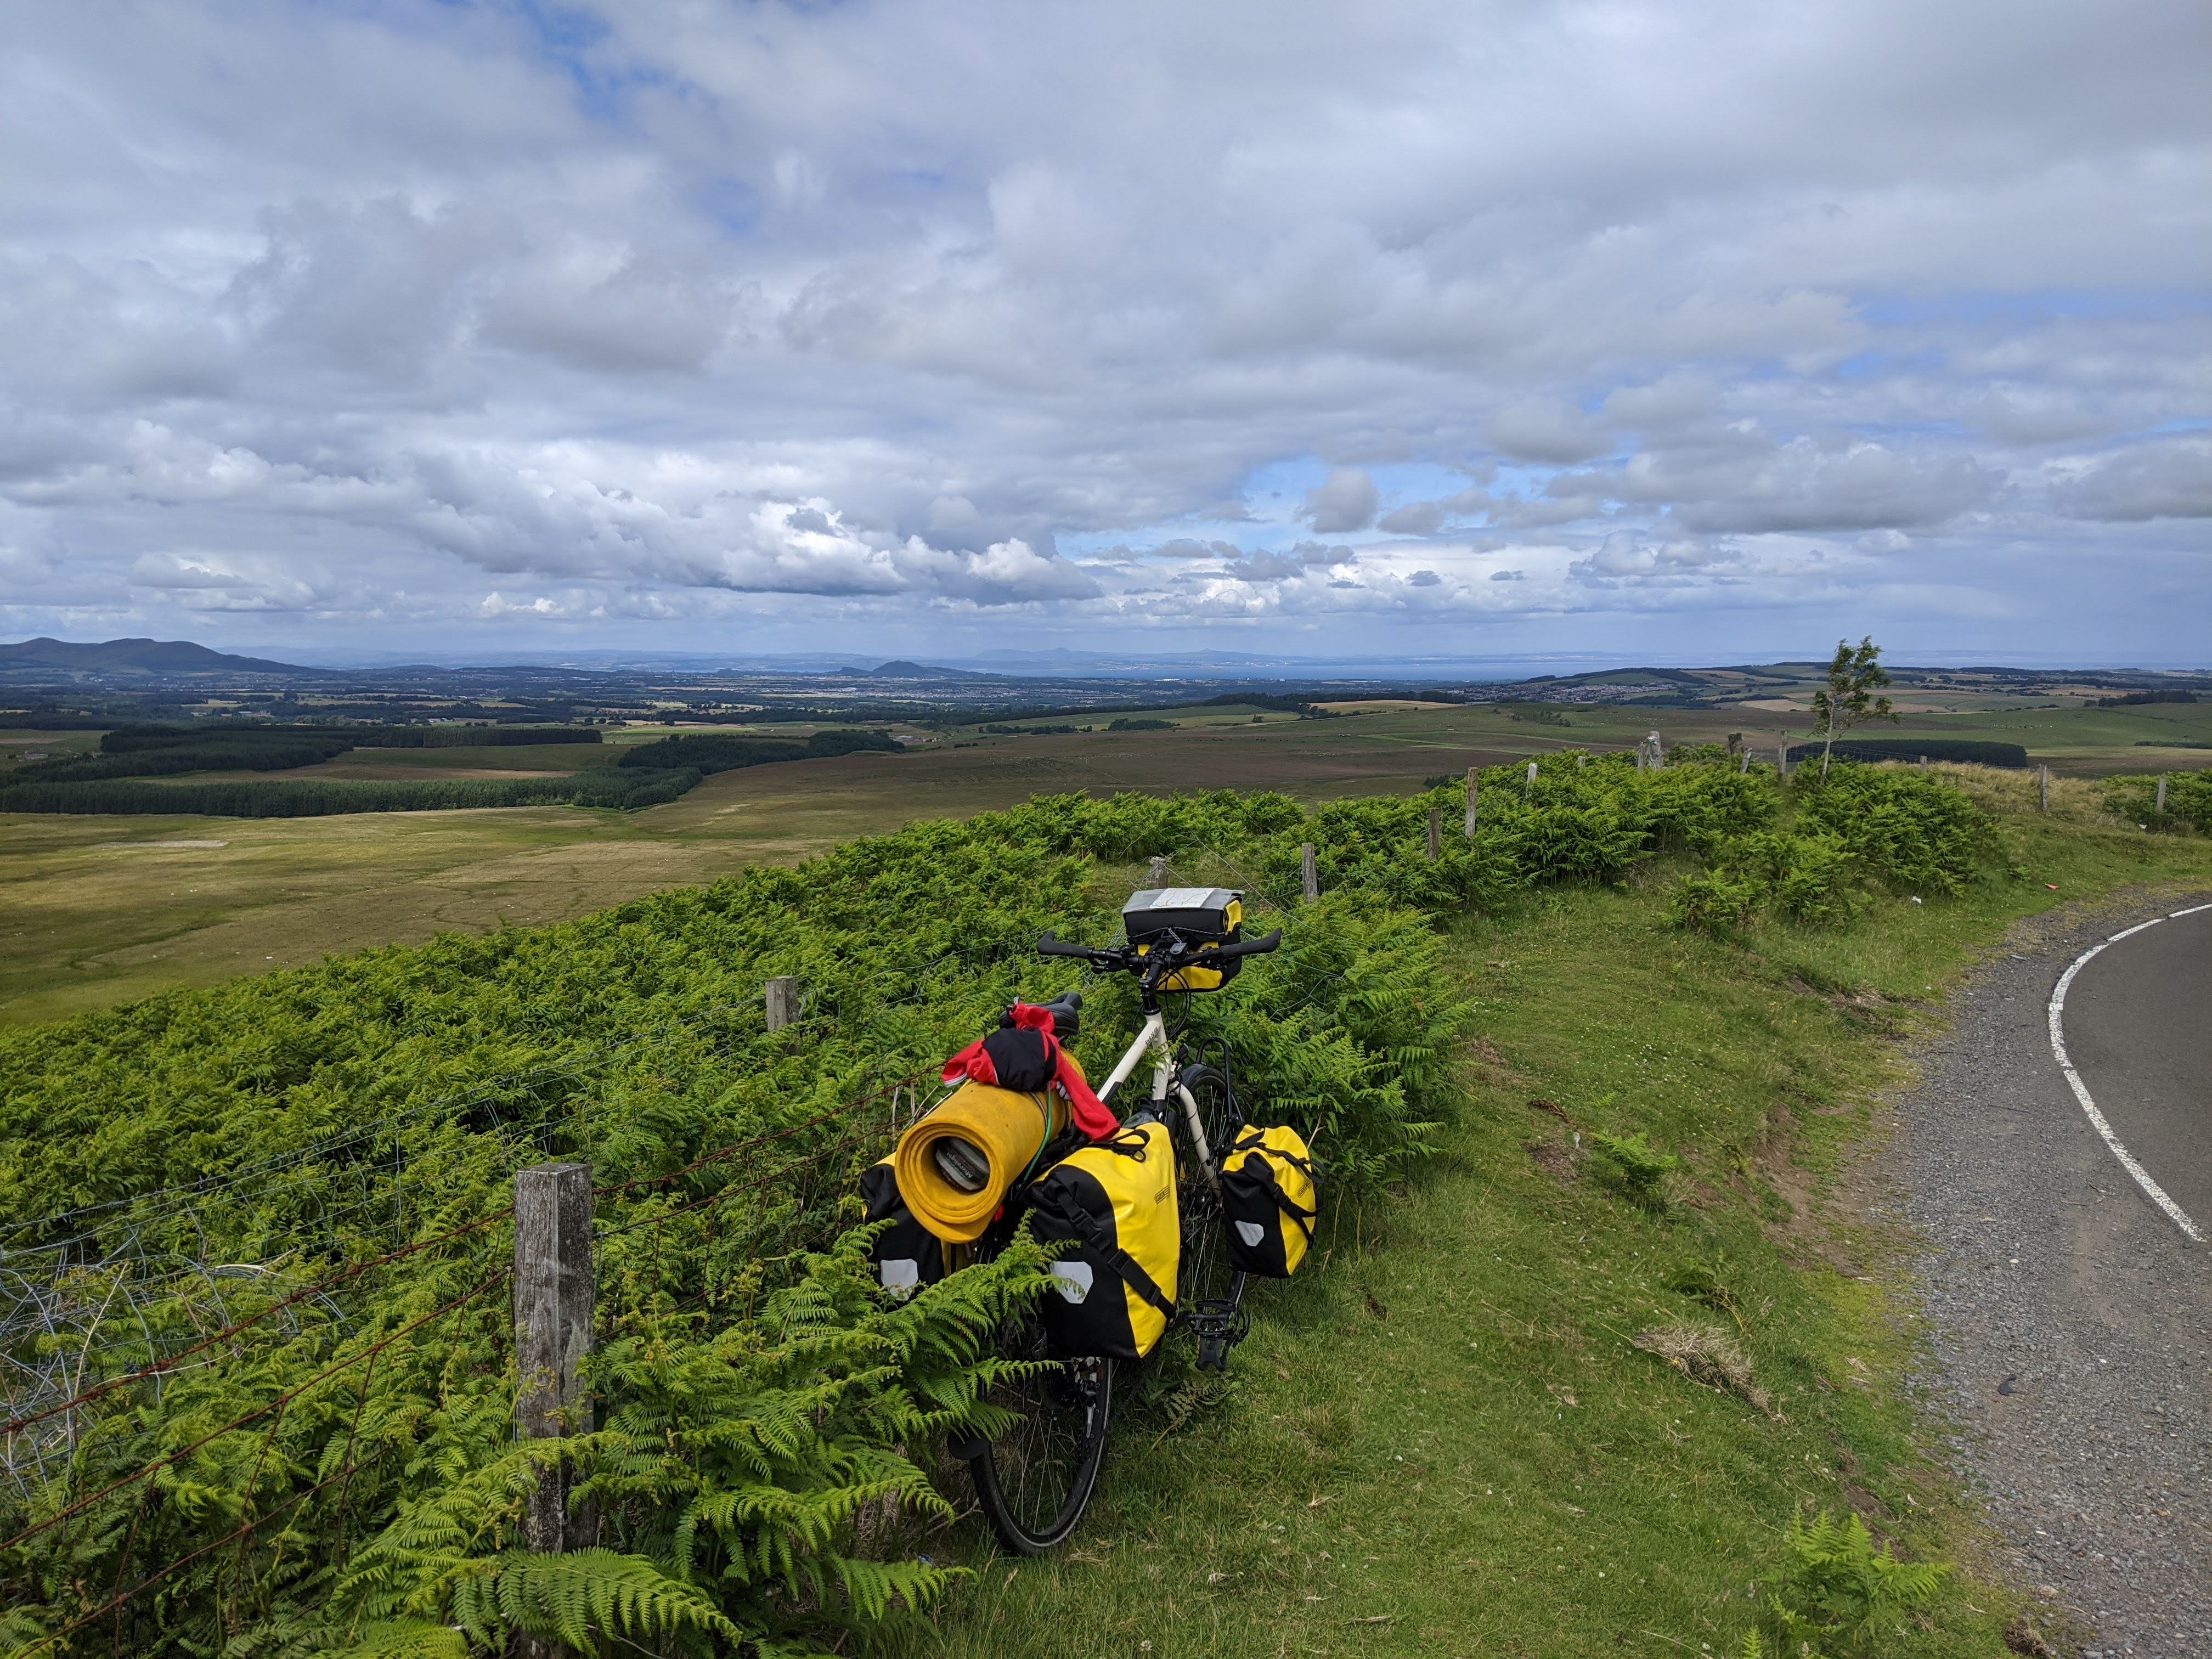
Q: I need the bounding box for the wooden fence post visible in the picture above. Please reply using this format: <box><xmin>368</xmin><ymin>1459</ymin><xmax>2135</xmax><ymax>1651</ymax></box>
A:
<box><xmin>1920</xmin><ymin>755</ymin><xmax>1928</xmax><ymax>770</ymax></box>
<box><xmin>1525</xmin><ymin>760</ymin><xmax>1538</xmax><ymax>792</ymax></box>
<box><xmin>1777</xmin><ymin>741</ymin><xmax>1788</xmax><ymax>778</ymax></box>
<box><xmin>2039</xmin><ymin>766</ymin><xmax>2050</xmax><ymax>812</ymax></box>
<box><xmin>1464</xmin><ymin>768</ymin><xmax>1479</xmax><ymax>838</ymax></box>
<box><xmin>2157</xmin><ymin>775</ymin><xmax>2168</xmax><ymax>814</ymax></box>
<box><xmin>1300</xmin><ymin>843</ymin><xmax>1318</xmax><ymax>902</ymax></box>
<box><xmin>1426</xmin><ymin>804</ymin><xmax>1441</xmax><ymax>861</ymax></box>
<box><xmin>515</xmin><ymin>1160</ymin><xmax>596</xmax><ymax>1610</ymax></box>
<box><xmin>1147</xmin><ymin>856</ymin><xmax>1171</xmax><ymax>888</ymax></box>
<box><xmin>1738</xmin><ymin>750</ymin><xmax>1751</xmax><ymax>775</ymax></box>
<box><xmin>765</xmin><ymin>977</ymin><xmax>799</xmax><ymax>1031</ymax></box>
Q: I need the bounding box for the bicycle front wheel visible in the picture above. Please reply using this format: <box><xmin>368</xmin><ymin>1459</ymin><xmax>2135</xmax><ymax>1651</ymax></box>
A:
<box><xmin>967</xmin><ymin>1309</ymin><xmax>1114</xmax><ymax>1554</ymax></box>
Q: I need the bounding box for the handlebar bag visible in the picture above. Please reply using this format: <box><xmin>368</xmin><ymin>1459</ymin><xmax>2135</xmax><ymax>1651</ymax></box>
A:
<box><xmin>1122</xmin><ymin>888</ymin><xmax>1245</xmax><ymax>992</ymax></box>
<box><xmin>858</xmin><ymin>1157</ymin><xmax>945</xmax><ymax>1301</ymax></box>
<box><xmin>1024</xmin><ymin>1120</ymin><xmax>1180</xmax><ymax>1362</ymax></box>
<box><xmin>1218</xmin><ymin>1124</ymin><xmax>1318</xmax><ymax>1278</ymax></box>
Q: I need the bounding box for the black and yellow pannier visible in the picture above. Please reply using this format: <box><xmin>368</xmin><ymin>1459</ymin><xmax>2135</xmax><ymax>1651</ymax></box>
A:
<box><xmin>1121</xmin><ymin>887</ymin><xmax>1245</xmax><ymax>992</ymax></box>
<box><xmin>1217</xmin><ymin>1123</ymin><xmax>1318</xmax><ymax>1278</ymax></box>
<box><xmin>859</xmin><ymin>1157</ymin><xmax>946</xmax><ymax>1301</ymax></box>
<box><xmin>1024</xmin><ymin>1119</ymin><xmax>1181</xmax><ymax>1361</ymax></box>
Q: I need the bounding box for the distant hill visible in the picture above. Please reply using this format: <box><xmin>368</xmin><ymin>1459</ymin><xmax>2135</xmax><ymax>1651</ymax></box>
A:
<box><xmin>832</xmin><ymin>659</ymin><xmax>993</xmax><ymax>679</ymax></box>
<box><xmin>0</xmin><ymin>637</ymin><xmax>318</xmax><ymax>676</ymax></box>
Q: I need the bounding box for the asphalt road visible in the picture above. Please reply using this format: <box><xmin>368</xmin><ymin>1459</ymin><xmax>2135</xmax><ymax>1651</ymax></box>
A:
<box><xmin>1897</xmin><ymin>894</ymin><xmax>2212</xmax><ymax>1658</ymax></box>
<box><xmin>2062</xmin><ymin>904</ymin><xmax>2212</xmax><ymax>1234</ymax></box>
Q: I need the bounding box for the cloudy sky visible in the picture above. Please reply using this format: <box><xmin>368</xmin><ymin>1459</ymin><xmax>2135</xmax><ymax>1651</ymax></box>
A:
<box><xmin>3</xmin><ymin>0</ymin><xmax>2207</xmax><ymax>667</ymax></box>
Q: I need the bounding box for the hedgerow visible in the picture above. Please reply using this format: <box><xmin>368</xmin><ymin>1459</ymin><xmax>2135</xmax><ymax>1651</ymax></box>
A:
<box><xmin>1792</xmin><ymin>764</ymin><xmax>2002</xmax><ymax>897</ymax></box>
<box><xmin>1669</xmin><ymin>760</ymin><xmax>2002</xmax><ymax>933</ymax></box>
<box><xmin>2100</xmin><ymin>766</ymin><xmax>2212</xmax><ymax>833</ymax></box>
<box><xmin>615</xmin><ymin>727</ymin><xmax>898</xmax><ymax>774</ymax></box>
<box><xmin>0</xmin><ymin>767</ymin><xmax>702</xmax><ymax>816</ymax></box>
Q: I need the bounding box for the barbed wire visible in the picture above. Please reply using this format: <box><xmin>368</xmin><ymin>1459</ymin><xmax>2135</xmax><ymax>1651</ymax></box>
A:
<box><xmin>0</xmin><ymin>990</ymin><xmax>775</xmax><ymax>1254</ymax></box>
<box><xmin>0</xmin><ymin>1207</ymin><xmax>515</xmax><ymax>1443</ymax></box>
<box><xmin>0</xmin><ymin>1263</ymin><xmax>509</xmax><ymax>1561</ymax></box>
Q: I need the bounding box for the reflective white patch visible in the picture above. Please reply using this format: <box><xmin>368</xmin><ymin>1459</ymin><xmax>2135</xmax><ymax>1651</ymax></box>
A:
<box><xmin>879</xmin><ymin>1259</ymin><xmax>920</xmax><ymax>1300</ymax></box>
<box><xmin>1050</xmin><ymin>1260</ymin><xmax>1094</xmax><ymax>1303</ymax></box>
<box><xmin>1145</xmin><ymin>888</ymin><xmax>1218</xmax><ymax>909</ymax></box>
<box><xmin>1235</xmin><ymin>1220</ymin><xmax>1267</xmax><ymax>1248</ymax></box>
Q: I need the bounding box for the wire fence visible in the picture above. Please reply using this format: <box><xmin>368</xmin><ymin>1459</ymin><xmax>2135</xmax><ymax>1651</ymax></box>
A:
<box><xmin>0</xmin><ymin>991</ymin><xmax>801</xmax><ymax>1468</ymax></box>
<box><xmin>0</xmin><ymin>1057</ymin><xmax>944</xmax><ymax>1658</ymax></box>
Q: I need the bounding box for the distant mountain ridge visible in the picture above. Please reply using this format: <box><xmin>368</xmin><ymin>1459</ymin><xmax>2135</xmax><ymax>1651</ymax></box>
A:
<box><xmin>0</xmin><ymin>637</ymin><xmax>317</xmax><ymax>676</ymax></box>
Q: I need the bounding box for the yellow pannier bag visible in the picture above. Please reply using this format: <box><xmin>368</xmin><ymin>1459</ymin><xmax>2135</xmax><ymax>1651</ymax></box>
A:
<box><xmin>1024</xmin><ymin>1120</ymin><xmax>1180</xmax><ymax>1362</ymax></box>
<box><xmin>1217</xmin><ymin>1124</ymin><xmax>1318</xmax><ymax>1278</ymax></box>
<box><xmin>893</xmin><ymin>1080</ymin><xmax>1069</xmax><ymax>1245</ymax></box>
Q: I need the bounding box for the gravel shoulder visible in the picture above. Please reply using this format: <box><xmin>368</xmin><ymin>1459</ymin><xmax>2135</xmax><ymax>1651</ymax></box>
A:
<box><xmin>1893</xmin><ymin>890</ymin><xmax>2212</xmax><ymax>1658</ymax></box>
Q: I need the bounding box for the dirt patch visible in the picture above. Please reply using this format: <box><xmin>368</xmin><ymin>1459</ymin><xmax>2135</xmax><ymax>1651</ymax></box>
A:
<box><xmin>1523</xmin><ymin>1138</ymin><xmax>1584</xmax><ymax>1187</ymax></box>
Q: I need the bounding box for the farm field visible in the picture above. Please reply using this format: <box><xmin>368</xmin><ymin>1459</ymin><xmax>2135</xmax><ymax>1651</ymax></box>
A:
<box><xmin>4</xmin><ymin>702</ymin><xmax>2204</xmax><ymax>1024</ymax></box>
<box><xmin>0</xmin><ymin>712</ymin><xmax>1558</xmax><ymax>1023</ymax></box>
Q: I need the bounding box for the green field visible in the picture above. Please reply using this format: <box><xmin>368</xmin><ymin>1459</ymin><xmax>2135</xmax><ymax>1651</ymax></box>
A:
<box><xmin>5</xmin><ymin>705</ymin><xmax>2203</xmax><ymax>1025</ymax></box>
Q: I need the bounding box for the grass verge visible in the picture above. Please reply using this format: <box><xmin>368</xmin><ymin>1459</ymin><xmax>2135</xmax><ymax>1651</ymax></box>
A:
<box><xmin>906</xmin><ymin>815</ymin><xmax>2211</xmax><ymax>1657</ymax></box>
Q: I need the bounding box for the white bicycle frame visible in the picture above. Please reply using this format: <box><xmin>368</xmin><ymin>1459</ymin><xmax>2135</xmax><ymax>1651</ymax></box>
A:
<box><xmin>1092</xmin><ymin>1009</ymin><xmax>1221</xmax><ymax>1190</ymax></box>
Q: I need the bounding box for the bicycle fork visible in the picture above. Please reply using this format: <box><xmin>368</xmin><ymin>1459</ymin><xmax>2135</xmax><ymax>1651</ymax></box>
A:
<box><xmin>1155</xmin><ymin>1054</ymin><xmax>1222</xmax><ymax>1194</ymax></box>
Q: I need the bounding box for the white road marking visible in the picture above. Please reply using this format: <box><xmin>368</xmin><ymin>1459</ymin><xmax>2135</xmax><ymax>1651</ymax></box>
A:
<box><xmin>2045</xmin><ymin>905</ymin><xmax>2209</xmax><ymax>1243</ymax></box>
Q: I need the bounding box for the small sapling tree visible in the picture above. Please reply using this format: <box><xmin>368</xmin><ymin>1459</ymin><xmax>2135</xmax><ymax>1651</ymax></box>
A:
<box><xmin>1811</xmin><ymin>635</ymin><xmax>1898</xmax><ymax>778</ymax></box>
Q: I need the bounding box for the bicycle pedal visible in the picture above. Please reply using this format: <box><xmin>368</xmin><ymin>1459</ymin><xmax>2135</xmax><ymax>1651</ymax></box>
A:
<box><xmin>1188</xmin><ymin>1297</ymin><xmax>1250</xmax><ymax>1370</ymax></box>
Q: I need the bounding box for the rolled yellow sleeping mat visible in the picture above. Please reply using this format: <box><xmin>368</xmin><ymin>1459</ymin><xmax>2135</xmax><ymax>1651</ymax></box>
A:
<box><xmin>894</xmin><ymin>1079</ymin><xmax>1071</xmax><ymax>1244</ymax></box>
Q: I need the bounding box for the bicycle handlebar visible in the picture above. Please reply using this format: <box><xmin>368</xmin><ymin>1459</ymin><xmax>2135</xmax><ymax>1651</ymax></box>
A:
<box><xmin>1033</xmin><ymin>927</ymin><xmax>1282</xmax><ymax>967</ymax></box>
<box><xmin>1208</xmin><ymin>928</ymin><xmax>1283</xmax><ymax>960</ymax></box>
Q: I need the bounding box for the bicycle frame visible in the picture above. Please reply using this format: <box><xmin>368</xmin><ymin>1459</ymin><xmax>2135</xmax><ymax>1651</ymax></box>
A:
<box><xmin>1093</xmin><ymin>1010</ymin><xmax>1221</xmax><ymax>1189</ymax></box>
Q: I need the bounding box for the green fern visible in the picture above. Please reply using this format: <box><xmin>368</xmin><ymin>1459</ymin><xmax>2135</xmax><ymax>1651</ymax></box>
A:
<box><xmin>1760</xmin><ymin>1509</ymin><xmax>1951</xmax><ymax>1656</ymax></box>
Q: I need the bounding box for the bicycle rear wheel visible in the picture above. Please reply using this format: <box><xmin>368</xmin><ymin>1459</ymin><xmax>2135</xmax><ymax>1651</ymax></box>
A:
<box><xmin>966</xmin><ymin>1306</ymin><xmax>1114</xmax><ymax>1554</ymax></box>
<box><xmin>1171</xmin><ymin>1064</ymin><xmax>1248</xmax><ymax>1369</ymax></box>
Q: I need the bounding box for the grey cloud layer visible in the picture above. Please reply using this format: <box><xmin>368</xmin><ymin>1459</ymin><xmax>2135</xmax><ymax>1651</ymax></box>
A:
<box><xmin>0</xmin><ymin>0</ymin><xmax>2206</xmax><ymax>652</ymax></box>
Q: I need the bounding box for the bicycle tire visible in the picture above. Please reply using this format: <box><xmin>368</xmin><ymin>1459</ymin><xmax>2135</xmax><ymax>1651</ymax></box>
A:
<box><xmin>966</xmin><ymin>1306</ymin><xmax>1115</xmax><ymax>1554</ymax></box>
<box><xmin>1170</xmin><ymin>1065</ymin><xmax>1249</xmax><ymax>1368</ymax></box>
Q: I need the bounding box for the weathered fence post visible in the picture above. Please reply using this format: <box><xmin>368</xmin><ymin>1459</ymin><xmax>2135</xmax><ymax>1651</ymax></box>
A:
<box><xmin>1525</xmin><ymin>760</ymin><xmax>1538</xmax><ymax>792</ymax></box>
<box><xmin>1726</xmin><ymin>731</ymin><xmax>1743</xmax><ymax>760</ymax></box>
<box><xmin>1147</xmin><ymin>856</ymin><xmax>1171</xmax><ymax>887</ymax></box>
<box><xmin>1300</xmin><ymin>842</ymin><xmax>1318</xmax><ymax>902</ymax></box>
<box><xmin>1738</xmin><ymin>749</ymin><xmax>1751</xmax><ymax>775</ymax></box>
<box><xmin>1920</xmin><ymin>755</ymin><xmax>1928</xmax><ymax>770</ymax></box>
<box><xmin>2157</xmin><ymin>775</ymin><xmax>2168</xmax><ymax>814</ymax></box>
<box><xmin>2039</xmin><ymin>765</ymin><xmax>2050</xmax><ymax>812</ymax></box>
<box><xmin>1464</xmin><ymin>768</ymin><xmax>1479</xmax><ymax>838</ymax></box>
<box><xmin>515</xmin><ymin>1159</ymin><xmax>596</xmax><ymax>1633</ymax></box>
<box><xmin>1777</xmin><ymin>741</ymin><xmax>1788</xmax><ymax>778</ymax></box>
<box><xmin>1646</xmin><ymin>731</ymin><xmax>1663</xmax><ymax>769</ymax></box>
<box><xmin>1426</xmin><ymin>803</ymin><xmax>1441</xmax><ymax>861</ymax></box>
<box><xmin>765</xmin><ymin>977</ymin><xmax>799</xmax><ymax>1031</ymax></box>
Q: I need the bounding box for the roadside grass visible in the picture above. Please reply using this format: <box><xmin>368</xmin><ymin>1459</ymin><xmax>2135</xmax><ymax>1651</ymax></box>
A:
<box><xmin>906</xmin><ymin>817</ymin><xmax>2212</xmax><ymax>1658</ymax></box>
